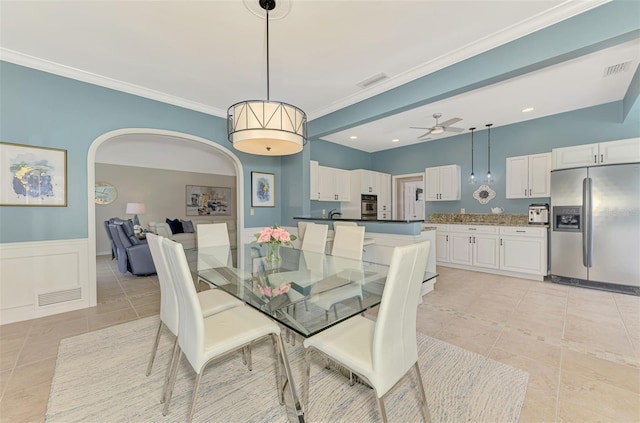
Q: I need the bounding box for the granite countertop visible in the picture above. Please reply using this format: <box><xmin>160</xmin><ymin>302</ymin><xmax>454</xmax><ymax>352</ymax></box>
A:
<box><xmin>294</xmin><ymin>217</ymin><xmax>424</xmax><ymax>223</ymax></box>
<box><xmin>428</xmin><ymin>213</ymin><xmax>536</xmax><ymax>227</ymax></box>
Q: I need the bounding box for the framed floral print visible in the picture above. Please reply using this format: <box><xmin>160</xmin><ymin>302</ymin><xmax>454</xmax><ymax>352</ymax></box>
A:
<box><xmin>251</xmin><ymin>172</ymin><xmax>275</xmax><ymax>207</ymax></box>
<box><xmin>0</xmin><ymin>142</ymin><xmax>67</xmax><ymax>206</ymax></box>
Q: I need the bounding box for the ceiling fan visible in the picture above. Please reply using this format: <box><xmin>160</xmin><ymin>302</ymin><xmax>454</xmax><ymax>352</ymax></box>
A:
<box><xmin>411</xmin><ymin>113</ymin><xmax>464</xmax><ymax>139</ymax></box>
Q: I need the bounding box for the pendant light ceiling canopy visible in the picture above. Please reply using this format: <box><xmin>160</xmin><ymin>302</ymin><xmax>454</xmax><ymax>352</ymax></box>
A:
<box><xmin>227</xmin><ymin>0</ymin><xmax>307</xmax><ymax>156</ymax></box>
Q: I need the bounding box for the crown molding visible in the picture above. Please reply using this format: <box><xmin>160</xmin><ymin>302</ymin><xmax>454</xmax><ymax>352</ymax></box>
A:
<box><xmin>0</xmin><ymin>0</ymin><xmax>610</xmax><ymax>121</ymax></box>
<box><xmin>0</xmin><ymin>49</ymin><xmax>227</xmax><ymax>118</ymax></box>
<box><xmin>307</xmin><ymin>0</ymin><xmax>611</xmax><ymax>120</ymax></box>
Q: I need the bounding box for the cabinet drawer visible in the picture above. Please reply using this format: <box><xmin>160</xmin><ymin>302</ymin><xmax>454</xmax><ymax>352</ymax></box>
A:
<box><xmin>430</xmin><ymin>224</ymin><xmax>449</xmax><ymax>231</ymax></box>
<box><xmin>500</xmin><ymin>226</ymin><xmax>546</xmax><ymax>237</ymax></box>
<box><xmin>450</xmin><ymin>225</ymin><xmax>498</xmax><ymax>234</ymax></box>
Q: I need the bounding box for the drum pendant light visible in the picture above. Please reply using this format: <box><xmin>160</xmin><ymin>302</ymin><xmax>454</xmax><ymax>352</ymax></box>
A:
<box><xmin>468</xmin><ymin>127</ymin><xmax>476</xmax><ymax>185</ymax></box>
<box><xmin>227</xmin><ymin>0</ymin><xmax>307</xmax><ymax>156</ymax></box>
<box><xmin>485</xmin><ymin>123</ymin><xmax>494</xmax><ymax>184</ymax></box>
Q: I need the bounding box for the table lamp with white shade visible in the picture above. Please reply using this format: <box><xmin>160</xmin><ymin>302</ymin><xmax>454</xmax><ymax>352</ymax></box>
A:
<box><xmin>126</xmin><ymin>202</ymin><xmax>146</xmax><ymax>232</ymax></box>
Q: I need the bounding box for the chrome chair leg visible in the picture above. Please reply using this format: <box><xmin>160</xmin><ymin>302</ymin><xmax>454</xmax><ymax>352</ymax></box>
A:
<box><xmin>188</xmin><ymin>370</ymin><xmax>204</xmax><ymax>423</ymax></box>
<box><xmin>146</xmin><ymin>321</ymin><xmax>164</xmax><ymax>376</ymax></box>
<box><xmin>276</xmin><ymin>334</ymin><xmax>303</xmax><ymax>421</ymax></box>
<box><xmin>161</xmin><ymin>337</ymin><xmax>180</xmax><ymax>403</ymax></box>
<box><xmin>333</xmin><ymin>304</ymin><xmax>339</xmax><ymax>320</ymax></box>
<box><xmin>162</xmin><ymin>348</ymin><xmax>182</xmax><ymax>416</ymax></box>
<box><xmin>376</xmin><ymin>393</ymin><xmax>389</xmax><ymax>423</ymax></box>
<box><xmin>303</xmin><ymin>348</ymin><xmax>312</xmax><ymax>414</ymax></box>
<box><xmin>246</xmin><ymin>344</ymin><xmax>252</xmax><ymax>371</ymax></box>
<box><xmin>271</xmin><ymin>336</ymin><xmax>284</xmax><ymax>405</ymax></box>
<box><xmin>414</xmin><ymin>362</ymin><xmax>432</xmax><ymax>423</ymax></box>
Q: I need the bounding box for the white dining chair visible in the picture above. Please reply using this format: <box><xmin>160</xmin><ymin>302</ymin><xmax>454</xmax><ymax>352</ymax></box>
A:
<box><xmin>310</xmin><ymin>225</ymin><xmax>366</xmax><ymax>319</ymax></box>
<box><xmin>297</xmin><ymin>221</ymin><xmax>309</xmax><ymax>244</ymax></box>
<box><xmin>332</xmin><ymin>220</ymin><xmax>357</xmax><ymax>232</ymax></box>
<box><xmin>331</xmin><ymin>225</ymin><xmax>365</xmax><ymax>260</ymax></box>
<box><xmin>301</xmin><ymin>223</ymin><xmax>329</xmax><ymax>254</ymax></box>
<box><xmin>145</xmin><ymin>234</ymin><xmax>244</xmax><ymax>401</ymax></box>
<box><xmin>196</xmin><ymin>223</ymin><xmax>233</xmax><ymax>286</ymax></box>
<box><xmin>161</xmin><ymin>238</ymin><xmax>298</xmax><ymax>422</ymax></box>
<box><xmin>303</xmin><ymin>241</ymin><xmax>432</xmax><ymax>423</ymax></box>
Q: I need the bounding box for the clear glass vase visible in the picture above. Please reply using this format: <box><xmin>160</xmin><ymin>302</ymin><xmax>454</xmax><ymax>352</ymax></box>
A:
<box><xmin>265</xmin><ymin>243</ymin><xmax>281</xmax><ymax>268</ymax></box>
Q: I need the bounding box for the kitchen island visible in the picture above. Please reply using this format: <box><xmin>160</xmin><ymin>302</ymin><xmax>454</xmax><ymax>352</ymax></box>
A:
<box><xmin>293</xmin><ymin>217</ymin><xmax>425</xmax><ymax>235</ymax></box>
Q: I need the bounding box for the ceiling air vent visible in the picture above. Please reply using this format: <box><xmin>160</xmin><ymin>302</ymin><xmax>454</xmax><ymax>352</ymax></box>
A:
<box><xmin>603</xmin><ymin>61</ymin><xmax>632</xmax><ymax>77</ymax></box>
<box><xmin>357</xmin><ymin>72</ymin><xmax>389</xmax><ymax>88</ymax></box>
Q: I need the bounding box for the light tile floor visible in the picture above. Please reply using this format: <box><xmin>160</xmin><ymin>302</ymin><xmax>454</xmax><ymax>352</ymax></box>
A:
<box><xmin>1</xmin><ymin>257</ymin><xmax>639</xmax><ymax>422</ymax></box>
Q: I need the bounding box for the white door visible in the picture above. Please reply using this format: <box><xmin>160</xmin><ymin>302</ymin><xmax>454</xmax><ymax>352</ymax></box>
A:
<box><xmin>424</xmin><ymin>167</ymin><xmax>441</xmax><ymax>200</ymax></box>
<box><xmin>505</xmin><ymin>155</ymin><xmax>528</xmax><ymax>198</ymax></box>
<box><xmin>599</xmin><ymin>138</ymin><xmax>640</xmax><ymax>165</ymax></box>
<box><xmin>450</xmin><ymin>233</ymin><xmax>473</xmax><ymax>265</ymax></box>
<box><xmin>473</xmin><ymin>235</ymin><xmax>500</xmax><ymax>269</ymax></box>
<box><xmin>500</xmin><ymin>236</ymin><xmax>545</xmax><ymax>274</ymax></box>
<box><xmin>402</xmin><ymin>181</ymin><xmax>424</xmax><ymax>220</ymax></box>
<box><xmin>436</xmin><ymin>231</ymin><xmax>450</xmax><ymax>263</ymax></box>
<box><xmin>528</xmin><ymin>153</ymin><xmax>552</xmax><ymax>198</ymax></box>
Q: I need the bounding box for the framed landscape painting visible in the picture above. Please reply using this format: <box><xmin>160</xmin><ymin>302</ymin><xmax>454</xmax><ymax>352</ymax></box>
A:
<box><xmin>186</xmin><ymin>185</ymin><xmax>231</xmax><ymax>216</ymax></box>
<box><xmin>0</xmin><ymin>142</ymin><xmax>67</xmax><ymax>206</ymax></box>
<box><xmin>251</xmin><ymin>172</ymin><xmax>275</xmax><ymax>207</ymax></box>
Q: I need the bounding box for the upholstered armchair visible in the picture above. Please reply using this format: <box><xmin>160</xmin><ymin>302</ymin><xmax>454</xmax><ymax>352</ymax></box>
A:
<box><xmin>107</xmin><ymin>219</ymin><xmax>156</xmax><ymax>276</ymax></box>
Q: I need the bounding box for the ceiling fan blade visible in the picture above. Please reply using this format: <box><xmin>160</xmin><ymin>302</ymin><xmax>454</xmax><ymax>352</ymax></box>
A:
<box><xmin>419</xmin><ymin>136</ymin><xmax>432</xmax><ymax>141</ymax></box>
<box><xmin>444</xmin><ymin>126</ymin><xmax>465</xmax><ymax>133</ymax></box>
<box><xmin>439</xmin><ymin>117</ymin><xmax>462</xmax><ymax>127</ymax></box>
<box><xmin>410</xmin><ymin>126</ymin><xmax>432</xmax><ymax>130</ymax></box>
<box><xmin>416</xmin><ymin>130</ymin><xmax>432</xmax><ymax>139</ymax></box>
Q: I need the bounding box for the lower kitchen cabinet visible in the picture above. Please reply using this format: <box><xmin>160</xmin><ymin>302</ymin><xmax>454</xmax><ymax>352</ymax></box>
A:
<box><xmin>433</xmin><ymin>224</ymin><xmax>548</xmax><ymax>280</ymax></box>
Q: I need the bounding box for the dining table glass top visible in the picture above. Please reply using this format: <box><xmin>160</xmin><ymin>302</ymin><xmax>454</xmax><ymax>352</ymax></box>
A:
<box><xmin>187</xmin><ymin>244</ymin><xmax>438</xmax><ymax>338</ymax></box>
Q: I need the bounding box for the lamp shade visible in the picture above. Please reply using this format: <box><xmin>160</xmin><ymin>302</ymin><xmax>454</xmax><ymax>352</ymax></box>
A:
<box><xmin>126</xmin><ymin>203</ymin><xmax>146</xmax><ymax>215</ymax></box>
<box><xmin>228</xmin><ymin>100</ymin><xmax>307</xmax><ymax>156</ymax></box>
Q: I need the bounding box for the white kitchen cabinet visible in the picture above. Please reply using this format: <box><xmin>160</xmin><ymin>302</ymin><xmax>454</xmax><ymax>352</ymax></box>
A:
<box><xmin>318</xmin><ymin>165</ymin><xmax>351</xmax><ymax>201</ymax></box>
<box><xmin>310</xmin><ymin>160</ymin><xmax>319</xmax><ymax>200</ymax></box>
<box><xmin>553</xmin><ymin>138</ymin><xmax>640</xmax><ymax>169</ymax></box>
<box><xmin>505</xmin><ymin>152</ymin><xmax>551</xmax><ymax>198</ymax></box>
<box><xmin>378</xmin><ymin>173</ymin><xmax>391</xmax><ymax>218</ymax></box>
<box><xmin>425</xmin><ymin>165</ymin><xmax>461</xmax><ymax>201</ymax></box>
<box><xmin>448</xmin><ymin>225</ymin><xmax>499</xmax><ymax>269</ymax></box>
<box><xmin>499</xmin><ymin>226</ymin><xmax>547</xmax><ymax>275</ymax></box>
<box><xmin>433</xmin><ymin>223</ymin><xmax>547</xmax><ymax>280</ymax></box>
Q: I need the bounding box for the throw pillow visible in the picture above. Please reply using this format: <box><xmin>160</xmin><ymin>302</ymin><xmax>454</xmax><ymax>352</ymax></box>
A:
<box><xmin>165</xmin><ymin>218</ymin><xmax>184</xmax><ymax>234</ymax></box>
<box><xmin>181</xmin><ymin>220</ymin><xmax>195</xmax><ymax>233</ymax></box>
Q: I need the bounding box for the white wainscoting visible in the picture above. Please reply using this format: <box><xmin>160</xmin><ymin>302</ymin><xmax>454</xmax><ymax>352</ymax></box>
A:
<box><xmin>0</xmin><ymin>239</ymin><xmax>92</xmax><ymax>325</ymax></box>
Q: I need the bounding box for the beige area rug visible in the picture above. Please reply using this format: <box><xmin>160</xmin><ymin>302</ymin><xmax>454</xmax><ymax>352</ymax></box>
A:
<box><xmin>46</xmin><ymin>316</ymin><xmax>528</xmax><ymax>422</ymax></box>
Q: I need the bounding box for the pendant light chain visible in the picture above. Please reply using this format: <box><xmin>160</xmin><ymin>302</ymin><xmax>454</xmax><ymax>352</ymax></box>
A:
<box><xmin>265</xmin><ymin>5</ymin><xmax>270</xmax><ymax>101</ymax></box>
<box><xmin>468</xmin><ymin>127</ymin><xmax>476</xmax><ymax>184</ymax></box>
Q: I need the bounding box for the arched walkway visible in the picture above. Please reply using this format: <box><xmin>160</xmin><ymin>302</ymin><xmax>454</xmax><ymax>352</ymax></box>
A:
<box><xmin>86</xmin><ymin>128</ymin><xmax>244</xmax><ymax>306</ymax></box>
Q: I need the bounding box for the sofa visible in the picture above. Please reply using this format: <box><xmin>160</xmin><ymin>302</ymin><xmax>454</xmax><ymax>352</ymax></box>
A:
<box><xmin>148</xmin><ymin>218</ymin><xmax>237</xmax><ymax>250</ymax></box>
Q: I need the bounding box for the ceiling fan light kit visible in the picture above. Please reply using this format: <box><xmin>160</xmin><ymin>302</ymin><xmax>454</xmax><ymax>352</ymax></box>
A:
<box><xmin>485</xmin><ymin>123</ymin><xmax>494</xmax><ymax>184</ymax></box>
<box><xmin>227</xmin><ymin>0</ymin><xmax>307</xmax><ymax>156</ymax></box>
<box><xmin>411</xmin><ymin>112</ymin><xmax>463</xmax><ymax>140</ymax></box>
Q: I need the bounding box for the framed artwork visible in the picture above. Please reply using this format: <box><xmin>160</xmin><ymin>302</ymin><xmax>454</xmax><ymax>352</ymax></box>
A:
<box><xmin>95</xmin><ymin>182</ymin><xmax>117</xmax><ymax>205</ymax></box>
<box><xmin>473</xmin><ymin>184</ymin><xmax>496</xmax><ymax>204</ymax></box>
<box><xmin>186</xmin><ymin>185</ymin><xmax>231</xmax><ymax>216</ymax></box>
<box><xmin>0</xmin><ymin>142</ymin><xmax>67</xmax><ymax>206</ymax></box>
<box><xmin>251</xmin><ymin>172</ymin><xmax>275</xmax><ymax>207</ymax></box>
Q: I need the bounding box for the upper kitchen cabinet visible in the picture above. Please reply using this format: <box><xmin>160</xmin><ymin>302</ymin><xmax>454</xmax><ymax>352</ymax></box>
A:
<box><xmin>318</xmin><ymin>165</ymin><xmax>351</xmax><ymax>201</ymax></box>
<box><xmin>310</xmin><ymin>160</ymin><xmax>319</xmax><ymax>200</ymax></box>
<box><xmin>425</xmin><ymin>165</ymin><xmax>461</xmax><ymax>201</ymax></box>
<box><xmin>553</xmin><ymin>138</ymin><xmax>640</xmax><ymax>170</ymax></box>
<box><xmin>506</xmin><ymin>153</ymin><xmax>551</xmax><ymax>199</ymax></box>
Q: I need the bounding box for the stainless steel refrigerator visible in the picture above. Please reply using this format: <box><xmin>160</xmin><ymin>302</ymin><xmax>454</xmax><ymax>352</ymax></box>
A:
<box><xmin>550</xmin><ymin>163</ymin><xmax>640</xmax><ymax>295</ymax></box>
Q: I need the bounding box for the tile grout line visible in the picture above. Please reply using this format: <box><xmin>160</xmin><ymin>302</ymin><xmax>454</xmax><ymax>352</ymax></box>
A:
<box><xmin>0</xmin><ymin>319</ymin><xmax>34</xmax><ymax>404</ymax></box>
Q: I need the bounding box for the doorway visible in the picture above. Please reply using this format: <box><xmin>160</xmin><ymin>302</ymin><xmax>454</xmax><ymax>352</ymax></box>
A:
<box><xmin>392</xmin><ymin>173</ymin><xmax>425</xmax><ymax>221</ymax></box>
<box><xmin>86</xmin><ymin>128</ymin><xmax>244</xmax><ymax>307</ymax></box>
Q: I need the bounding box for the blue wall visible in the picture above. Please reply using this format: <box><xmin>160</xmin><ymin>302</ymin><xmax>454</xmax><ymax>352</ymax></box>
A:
<box><xmin>0</xmin><ymin>61</ymin><xmax>289</xmax><ymax>243</ymax></box>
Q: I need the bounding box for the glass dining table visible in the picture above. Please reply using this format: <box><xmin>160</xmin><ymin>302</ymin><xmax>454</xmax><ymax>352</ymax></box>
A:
<box><xmin>188</xmin><ymin>244</ymin><xmax>393</xmax><ymax>338</ymax></box>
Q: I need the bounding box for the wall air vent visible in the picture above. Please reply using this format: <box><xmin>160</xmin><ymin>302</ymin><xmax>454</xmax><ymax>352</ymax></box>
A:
<box><xmin>357</xmin><ymin>72</ymin><xmax>389</xmax><ymax>88</ymax></box>
<box><xmin>603</xmin><ymin>61</ymin><xmax>632</xmax><ymax>77</ymax></box>
<box><xmin>37</xmin><ymin>287</ymin><xmax>82</xmax><ymax>307</ymax></box>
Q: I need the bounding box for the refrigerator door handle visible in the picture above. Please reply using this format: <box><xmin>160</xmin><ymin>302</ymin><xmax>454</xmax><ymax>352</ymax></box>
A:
<box><xmin>583</xmin><ymin>177</ymin><xmax>593</xmax><ymax>267</ymax></box>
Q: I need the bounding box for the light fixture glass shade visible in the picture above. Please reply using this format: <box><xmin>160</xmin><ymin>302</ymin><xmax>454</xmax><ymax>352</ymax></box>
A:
<box><xmin>228</xmin><ymin>100</ymin><xmax>307</xmax><ymax>156</ymax></box>
<box><xmin>430</xmin><ymin>126</ymin><xmax>444</xmax><ymax>135</ymax></box>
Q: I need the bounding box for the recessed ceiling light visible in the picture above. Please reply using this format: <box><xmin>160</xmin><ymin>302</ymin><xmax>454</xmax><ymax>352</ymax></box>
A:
<box><xmin>349</xmin><ymin>135</ymin><xmax>358</xmax><ymax>140</ymax></box>
<box><xmin>392</xmin><ymin>139</ymin><xmax>400</xmax><ymax>143</ymax></box>
<box><xmin>522</xmin><ymin>107</ymin><xmax>535</xmax><ymax>113</ymax></box>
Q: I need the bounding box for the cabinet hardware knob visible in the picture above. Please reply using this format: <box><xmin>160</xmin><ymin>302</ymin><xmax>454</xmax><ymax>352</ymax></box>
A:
<box><xmin>600</xmin><ymin>154</ymin><xmax>604</xmax><ymax>163</ymax></box>
<box><xmin>594</xmin><ymin>154</ymin><xmax>597</xmax><ymax>164</ymax></box>
<box><xmin>500</xmin><ymin>238</ymin><xmax>503</xmax><ymax>246</ymax></box>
